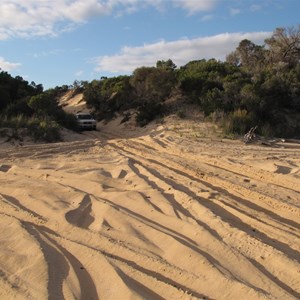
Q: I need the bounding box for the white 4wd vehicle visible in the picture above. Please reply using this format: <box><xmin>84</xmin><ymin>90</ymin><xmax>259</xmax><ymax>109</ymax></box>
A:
<box><xmin>75</xmin><ymin>113</ymin><xmax>97</xmax><ymax>130</ymax></box>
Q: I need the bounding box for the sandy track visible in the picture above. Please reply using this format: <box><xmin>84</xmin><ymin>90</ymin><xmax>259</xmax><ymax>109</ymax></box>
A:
<box><xmin>0</xmin><ymin>121</ymin><xmax>299</xmax><ymax>299</ymax></box>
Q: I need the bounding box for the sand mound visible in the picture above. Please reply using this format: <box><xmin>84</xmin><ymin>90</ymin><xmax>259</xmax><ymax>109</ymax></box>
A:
<box><xmin>0</xmin><ymin>114</ymin><xmax>300</xmax><ymax>299</ymax></box>
<box><xmin>1</xmin><ymin>92</ymin><xmax>300</xmax><ymax>299</ymax></box>
<box><xmin>59</xmin><ymin>91</ymin><xmax>88</xmax><ymax>114</ymax></box>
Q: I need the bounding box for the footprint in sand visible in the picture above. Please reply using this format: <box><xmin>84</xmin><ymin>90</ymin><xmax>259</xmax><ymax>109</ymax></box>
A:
<box><xmin>274</xmin><ymin>164</ymin><xmax>292</xmax><ymax>174</ymax></box>
<box><xmin>65</xmin><ymin>195</ymin><xmax>95</xmax><ymax>229</ymax></box>
<box><xmin>0</xmin><ymin>164</ymin><xmax>11</xmax><ymax>172</ymax></box>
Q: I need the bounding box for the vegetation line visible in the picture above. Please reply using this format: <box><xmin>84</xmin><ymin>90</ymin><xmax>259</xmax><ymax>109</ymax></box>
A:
<box><xmin>1</xmin><ymin>25</ymin><xmax>299</xmax><ymax>141</ymax></box>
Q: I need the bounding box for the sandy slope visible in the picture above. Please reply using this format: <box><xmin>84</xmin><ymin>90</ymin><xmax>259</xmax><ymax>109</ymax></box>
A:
<box><xmin>0</xmin><ymin>112</ymin><xmax>300</xmax><ymax>299</ymax></box>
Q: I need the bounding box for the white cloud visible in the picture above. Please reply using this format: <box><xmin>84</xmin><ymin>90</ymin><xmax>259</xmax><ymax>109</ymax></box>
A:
<box><xmin>0</xmin><ymin>0</ymin><xmax>222</xmax><ymax>40</ymax></box>
<box><xmin>0</xmin><ymin>1</ymin><xmax>113</xmax><ymax>39</ymax></box>
<box><xmin>75</xmin><ymin>70</ymin><xmax>84</xmax><ymax>76</ymax></box>
<box><xmin>250</xmin><ymin>4</ymin><xmax>262</xmax><ymax>12</ymax></box>
<box><xmin>230</xmin><ymin>8</ymin><xmax>241</xmax><ymax>16</ymax></box>
<box><xmin>33</xmin><ymin>49</ymin><xmax>65</xmax><ymax>58</ymax></box>
<box><xmin>173</xmin><ymin>0</ymin><xmax>219</xmax><ymax>14</ymax></box>
<box><xmin>0</xmin><ymin>57</ymin><xmax>21</xmax><ymax>71</ymax></box>
<box><xmin>201</xmin><ymin>14</ymin><xmax>214</xmax><ymax>21</ymax></box>
<box><xmin>63</xmin><ymin>0</ymin><xmax>109</xmax><ymax>22</ymax></box>
<box><xmin>94</xmin><ymin>31</ymin><xmax>271</xmax><ymax>74</ymax></box>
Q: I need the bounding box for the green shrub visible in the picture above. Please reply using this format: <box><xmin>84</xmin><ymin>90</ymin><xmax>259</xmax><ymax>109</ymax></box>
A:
<box><xmin>136</xmin><ymin>101</ymin><xmax>164</xmax><ymax>126</ymax></box>
<box><xmin>0</xmin><ymin>114</ymin><xmax>28</xmax><ymax>128</ymax></box>
<box><xmin>260</xmin><ymin>123</ymin><xmax>273</xmax><ymax>137</ymax></box>
<box><xmin>2</xmin><ymin>99</ymin><xmax>34</xmax><ymax>117</ymax></box>
<box><xmin>206</xmin><ymin>110</ymin><xmax>226</xmax><ymax>124</ymax></box>
<box><xmin>57</xmin><ymin>111</ymin><xmax>80</xmax><ymax>131</ymax></box>
<box><xmin>222</xmin><ymin>109</ymin><xmax>254</xmax><ymax>135</ymax></box>
<box><xmin>176</xmin><ymin>110</ymin><xmax>186</xmax><ymax>119</ymax></box>
<box><xmin>0</xmin><ymin>114</ymin><xmax>62</xmax><ymax>142</ymax></box>
<box><xmin>28</xmin><ymin>117</ymin><xmax>61</xmax><ymax>142</ymax></box>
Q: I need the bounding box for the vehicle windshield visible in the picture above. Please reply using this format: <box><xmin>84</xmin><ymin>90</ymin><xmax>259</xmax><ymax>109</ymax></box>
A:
<box><xmin>77</xmin><ymin>114</ymin><xmax>93</xmax><ymax>119</ymax></box>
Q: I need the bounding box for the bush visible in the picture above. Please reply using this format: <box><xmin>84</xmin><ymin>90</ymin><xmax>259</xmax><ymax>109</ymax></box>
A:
<box><xmin>222</xmin><ymin>109</ymin><xmax>254</xmax><ymax>135</ymax></box>
<box><xmin>27</xmin><ymin>117</ymin><xmax>61</xmax><ymax>142</ymax></box>
<box><xmin>136</xmin><ymin>101</ymin><xmax>164</xmax><ymax>126</ymax></box>
<box><xmin>0</xmin><ymin>114</ymin><xmax>28</xmax><ymax>128</ymax></box>
<box><xmin>0</xmin><ymin>114</ymin><xmax>62</xmax><ymax>142</ymax></box>
<box><xmin>2</xmin><ymin>99</ymin><xmax>34</xmax><ymax>117</ymax></box>
<box><xmin>260</xmin><ymin>123</ymin><xmax>273</xmax><ymax>137</ymax></box>
<box><xmin>56</xmin><ymin>111</ymin><xmax>80</xmax><ymax>131</ymax></box>
<box><xmin>176</xmin><ymin>110</ymin><xmax>186</xmax><ymax>119</ymax></box>
<box><xmin>206</xmin><ymin>110</ymin><xmax>226</xmax><ymax>123</ymax></box>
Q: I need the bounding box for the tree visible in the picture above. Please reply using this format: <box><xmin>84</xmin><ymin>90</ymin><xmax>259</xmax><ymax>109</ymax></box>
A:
<box><xmin>156</xmin><ymin>59</ymin><xmax>177</xmax><ymax>71</ymax></box>
<box><xmin>0</xmin><ymin>87</ymin><xmax>11</xmax><ymax>111</ymax></box>
<box><xmin>130</xmin><ymin>67</ymin><xmax>155</xmax><ymax>100</ymax></box>
<box><xmin>265</xmin><ymin>26</ymin><xmax>300</xmax><ymax>68</ymax></box>
<box><xmin>83</xmin><ymin>80</ymin><xmax>104</xmax><ymax>109</ymax></box>
<box><xmin>27</xmin><ymin>90</ymin><xmax>58</xmax><ymax>116</ymax></box>
<box><xmin>226</xmin><ymin>39</ymin><xmax>265</xmax><ymax>72</ymax></box>
<box><xmin>130</xmin><ymin>66</ymin><xmax>176</xmax><ymax>102</ymax></box>
<box><xmin>27</xmin><ymin>93</ymin><xmax>48</xmax><ymax>113</ymax></box>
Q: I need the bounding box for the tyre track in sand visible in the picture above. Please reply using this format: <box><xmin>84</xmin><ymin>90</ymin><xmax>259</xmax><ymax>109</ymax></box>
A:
<box><xmin>0</xmin><ymin>127</ymin><xmax>299</xmax><ymax>299</ymax></box>
<box><xmin>104</xmin><ymin>135</ymin><xmax>300</xmax><ymax>299</ymax></box>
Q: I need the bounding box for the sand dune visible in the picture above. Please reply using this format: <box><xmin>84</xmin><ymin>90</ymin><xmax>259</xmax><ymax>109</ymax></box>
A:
<box><xmin>0</xmin><ymin>115</ymin><xmax>300</xmax><ymax>299</ymax></box>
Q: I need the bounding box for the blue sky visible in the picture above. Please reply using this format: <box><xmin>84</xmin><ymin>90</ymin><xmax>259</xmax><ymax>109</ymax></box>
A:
<box><xmin>0</xmin><ymin>0</ymin><xmax>299</xmax><ymax>90</ymax></box>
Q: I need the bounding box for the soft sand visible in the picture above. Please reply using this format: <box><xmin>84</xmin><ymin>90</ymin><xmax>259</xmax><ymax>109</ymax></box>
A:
<box><xmin>0</xmin><ymin>107</ymin><xmax>300</xmax><ymax>299</ymax></box>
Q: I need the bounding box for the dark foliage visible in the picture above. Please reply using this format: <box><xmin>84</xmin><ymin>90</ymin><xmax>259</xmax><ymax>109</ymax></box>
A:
<box><xmin>83</xmin><ymin>76</ymin><xmax>134</xmax><ymax>120</ymax></box>
<box><xmin>2</xmin><ymin>25</ymin><xmax>300</xmax><ymax>138</ymax></box>
<box><xmin>176</xmin><ymin>26</ymin><xmax>300</xmax><ymax>137</ymax></box>
<box><xmin>136</xmin><ymin>101</ymin><xmax>165</xmax><ymax>127</ymax></box>
<box><xmin>0</xmin><ymin>71</ymin><xmax>78</xmax><ymax>141</ymax></box>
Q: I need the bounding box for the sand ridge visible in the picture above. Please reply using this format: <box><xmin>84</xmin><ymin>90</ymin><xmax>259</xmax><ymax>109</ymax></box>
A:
<box><xmin>0</xmin><ymin>114</ymin><xmax>300</xmax><ymax>299</ymax></box>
